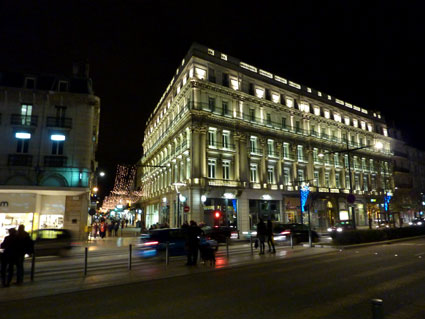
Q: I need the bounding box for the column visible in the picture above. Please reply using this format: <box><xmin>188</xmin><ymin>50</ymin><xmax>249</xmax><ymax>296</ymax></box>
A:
<box><xmin>260</xmin><ymin>137</ymin><xmax>267</xmax><ymax>184</ymax></box>
<box><xmin>191</xmin><ymin>128</ymin><xmax>201</xmax><ymax>178</ymax></box>
<box><xmin>276</xmin><ymin>143</ymin><xmax>283</xmax><ymax>185</ymax></box>
<box><xmin>234</xmin><ymin>133</ymin><xmax>240</xmax><ymax>181</ymax></box>
<box><xmin>239</xmin><ymin>134</ymin><xmax>249</xmax><ymax>182</ymax></box>
<box><xmin>200</xmin><ymin>127</ymin><xmax>207</xmax><ymax>178</ymax></box>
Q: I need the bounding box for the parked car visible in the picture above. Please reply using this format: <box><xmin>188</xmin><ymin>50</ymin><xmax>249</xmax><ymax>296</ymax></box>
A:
<box><xmin>273</xmin><ymin>223</ymin><xmax>319</xmax><ymax>244</ymax></box>
<box><xmin>31</xmin><ymin>229</ymin><xmax>73</xmax><ymax>257</ymax></box>
<box><xmin>136</xmin><ymin>228</ymin><xmax>218</xmax><ymax>258</ymax></box>
<box><xmin>409</xmin><ymin>218</ymin><xmax>425</xmax><ymax>226</ymax></box>
<box><xmin>327</xmin><ymin>221</ymin><xmax>354</xmax><ymax>238</ymax></box>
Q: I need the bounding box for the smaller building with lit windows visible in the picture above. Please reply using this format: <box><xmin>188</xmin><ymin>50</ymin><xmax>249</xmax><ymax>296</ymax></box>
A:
<box><xmin>139</xmin><ymin>44</ymin><xmax>394</xmax><ymax>233</ymax></box>
<box><xmin>0</xmin><ymin>65</ymin><xmax>100</xmax><ymax>240</ymax></box>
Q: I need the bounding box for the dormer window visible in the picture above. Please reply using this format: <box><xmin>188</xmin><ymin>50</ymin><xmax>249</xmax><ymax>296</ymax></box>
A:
<box><xmin>25</xmin><ymin>77</ymin><xmax>36</xmax><ymax>89</ymax></box>
<box><xmin>58</xmin><ymin>81</ymin><xmax>69</xmax><ymax>92</ymax></box>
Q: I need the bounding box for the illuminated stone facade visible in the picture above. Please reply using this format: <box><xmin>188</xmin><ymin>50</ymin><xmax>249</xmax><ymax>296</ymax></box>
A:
<box><xmin>139</xmin><ymin>43</ymin><xmax>394</xmax><ymax>233</ymax></box>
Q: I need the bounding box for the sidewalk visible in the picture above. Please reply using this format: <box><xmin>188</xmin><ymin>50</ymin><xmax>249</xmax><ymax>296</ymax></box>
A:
<box><xmin>0</xmin><ymin>245</ymin><xmax>335</xmax><ymax>302</ymax></box>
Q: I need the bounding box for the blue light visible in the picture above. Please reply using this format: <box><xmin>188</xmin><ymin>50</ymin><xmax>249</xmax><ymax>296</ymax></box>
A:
<box><xmin>300</xmin><ymin>185</ymin><xmax>310</xmax><ymax>212</ymax></box>
<box><xmin>384</xmin><ymin>192</ymin><xmax>392</xmax><ymax>212</ymax></box>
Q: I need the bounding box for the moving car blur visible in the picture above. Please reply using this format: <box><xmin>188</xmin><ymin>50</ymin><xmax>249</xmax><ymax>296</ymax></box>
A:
<box><xmin>327</xmin><ymin>221</ymin><xmax>354</xmax><ymax>238</ymax></box>
<box><xmin>409</xmin><ymin>218</ymin><xmax>425</xmax><ymax>226</ymax></box>
<box><xmin>31</xmin><ymin>229</ymin><xmax>73</xmax><ymax>257</ymax></box>
<box><xmin>136</xmin><ymin>228</ymin><xmax>218</xmax><ymax>258</ymax></box>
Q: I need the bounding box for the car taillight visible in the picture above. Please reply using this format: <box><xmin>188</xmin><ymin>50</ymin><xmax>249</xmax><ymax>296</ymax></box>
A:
<box><xmin>281</xmin><ymin>230</ymin><xmax>291</xmax><ymax>235</ymax></box>
<box><xmin>143</xmin><ymin>241</ymin><xmax>159</xmax><ymax>246</ymax></box>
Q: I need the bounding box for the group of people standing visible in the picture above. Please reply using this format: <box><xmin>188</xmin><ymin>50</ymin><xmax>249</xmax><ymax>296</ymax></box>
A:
<box><xmin>0</xmin><ymin>225</ymin><xmax>34</xmax><ymax>287</ymax></box>
<box><xmin>92</xmin><ymin>219</ymin><xmax>125</xmax><ymax>238</ymax></box>
<box><xmin>256</xmin><ymin>218</ymin><xmax>276</xmax><ymax>255</ymax></box>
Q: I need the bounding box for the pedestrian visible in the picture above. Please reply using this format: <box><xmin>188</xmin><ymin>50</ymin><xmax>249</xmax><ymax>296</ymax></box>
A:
<box><xmin>185</xmin><ymin>220</ymin><xmax>202</xmax><ymax>266</ymax></box>
<box><xmin>99</xmin><ymin>221</ymin><xmax>106</xmax><ymax>238</ymax></box>
<box><xmin>266</xmin><ymin>220</ymin><xmax>276</xmax><ymax>254</ymax></box>
<box><xmin>114</xmin><ymin>221</ymin><xmax>119</xmax><ymax>236</ymax></box>
<box><xmin>1</xmin><ymin>228</ymin><xmax>18</xmax><ymax>287</ymax></box>
<box><xmin>121</xmin><ymin>219</ymin><xmax>125</xmax><ymax>229</ymax></box>
<box><xmin>93</xmin><ymin>222</ymin><xmax>99</xmax><ymax>238</ymax></box>
<box><xmin>181</xmin><ymin>221</ymin><xmax>189</xmax><ymax>229</ymax></box>
<box><xmin>125</xmin><ymin>219</ymin><xmax>129</xmax><ymax>227</ymax></box>
<box><xmin>108</xmin><ymin>222</ymin><xmax>113</xmax><ymax>237</ymax></box>
<box><xmin>16</xmin><ymin>225</ymin><xmax>34</xmax><ymax>285</ymax></box>
<box><xmin>257</xmin><ymin>218</ymin><xmax>266</xmax><ymax>255</ymax></box>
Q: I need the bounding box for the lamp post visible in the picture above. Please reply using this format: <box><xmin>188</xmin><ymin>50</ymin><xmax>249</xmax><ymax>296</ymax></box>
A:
<box><xmin>173</xmin><ymin>182</ymin><xmax>186</xmax><ymax>227</ymax></box>
<box><xmin>319</xmin><ymin>140</ymin><xmax>384</xmax><ymax>230</ymax></box>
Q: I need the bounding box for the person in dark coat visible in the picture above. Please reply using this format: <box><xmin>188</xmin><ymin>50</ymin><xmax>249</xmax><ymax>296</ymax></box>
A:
<box><xmin>114</xmin><ymin>221</ymin><xmax>119</xmax><ymax>236</ymax></box>
<box><xmin>257</xmin><ymin>218</ymin><xmax>266</xmax><ymax>255</ymax></box>
<box><xmin>16</xmin><ymin>225</ymin><xmax>34</xmax><ymax>284</ymax></box>
<box><xmin>266</xmin><ymin>220</ymin><xmax>276</xmax><ymax>253</ymax></box>
<box><xmin>185</xmin><ymin>220</ymin><xmax>202</xmax><ymax>265</ymax></box>
<box><xmin>1</xmin><ymin>228</ymin><xmax>18</xmax><ymax>287</ymax></box>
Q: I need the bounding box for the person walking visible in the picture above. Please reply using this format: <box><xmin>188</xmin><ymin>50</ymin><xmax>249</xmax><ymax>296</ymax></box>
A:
<box><xmin>257</xmin><ymin>218</ymin><xmax>266</xmax><ymax>255</ymax></box>
<box><xmin>107</xmin><ymin>222</ymin><xmax>113</xmax><ymax>237</ymax></box>
<box><xmin>114</xmin><ymin>221</ymin><xmax>119</xmax><ymax>236</ymax></box>
<box><xmin>1</xmin><ymin>228</ymin><xmax>18</xmax><ymax>287</ymax></box>
<box><xmin>93</xmin><ymin>222</ymin><xmax>99</xmax><ymax>238</ymax></box>
<box><xmin>99</xmin><ymin>221</ymin><xmax>106</xmax><ymax>239</ymax></box>
<box><xmin>16</xmin><ymin>225</ymin><xmax>34</xmax><ymax>285</ymax></box>
<box><xmin>266</xmin><ymin>220</ymin><xmax>276</xmax><ymax>253</ymax></box>
<box><xmin>185</xmin><ymin>220</ymin><xmax>202</xmax><ymax>265</ymax></box>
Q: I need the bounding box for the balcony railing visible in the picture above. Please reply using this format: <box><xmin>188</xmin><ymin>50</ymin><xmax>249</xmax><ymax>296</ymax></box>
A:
<box><xmin>250</xmin><ymin>147</ymin><xmax>263</xmax><ymax>155</ymax></box>
<box><xmin>46</xmin><ymin>117</ymin><xmax>72</xmax><ymax>129</ymax></box>
<box><xmin>11</xmin><ymin>114</ymin><xmax>38</xmax><ymax>126</ymax></box>
<box><xmin>208</xmin><ymin>141</ymin><xmax>235</xmax><ymax>150</ymax></box>
<box><xmin>8</xmin><ymin>154</ymin><xmax>33</xmax><ymax>167</ymax></box>
<box><xmin>44</xmin><ymin>156</ymin><xmax>67</xmax><ymax>167</ymax></box>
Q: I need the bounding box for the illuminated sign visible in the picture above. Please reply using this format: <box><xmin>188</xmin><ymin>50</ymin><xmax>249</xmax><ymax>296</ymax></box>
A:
<box><xmin>15</xmin><ymin>132</ymin><xmax>31</xmax><ymax>139</ymax></box>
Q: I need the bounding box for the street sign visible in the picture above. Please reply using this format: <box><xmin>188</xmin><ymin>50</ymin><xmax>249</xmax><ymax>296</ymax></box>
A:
<box><xmin>347</xmin><ymin>194</ymin><xmax>356</xmax><ymax>204</ymax></box>
<box><xmin>183</xmin><ymin>206</ymin><xmax>190</xmax><ymax>212</ymax></box>
<box><xmin>88</xmin><ymin>208</ymin><xmax>96</xmax><ymax>216</ymax></box>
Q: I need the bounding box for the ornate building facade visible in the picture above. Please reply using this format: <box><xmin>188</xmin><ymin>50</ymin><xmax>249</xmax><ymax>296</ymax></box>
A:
<box><xmin>139</xmin><ymin>43</ymin><xmax>393</xmax><ymax>233</ymax></box>
<box><xmin>0</xmin><ymin>65</ymin><xmax>100</xmax><ymax>239</ymax></box>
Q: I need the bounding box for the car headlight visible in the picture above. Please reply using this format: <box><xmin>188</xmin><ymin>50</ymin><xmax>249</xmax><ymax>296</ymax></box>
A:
<box><xmin>327</xmin><ymin>228</ymin><xmax>332</xmax><ymax>232</ymax></box>
<box><xmin>409</xmin><ymin>222</ymin><xmax>413</xmax><ymax>225</ymax></box>
<box><xmin>418</xmin><ymin>222</ymin><xmax>422</xmax><ymax>225</ymax></box>
<box><xmin>336</xmin><ymin>227</ymin><xmax>343</xmax><ymax>232</ymax></box>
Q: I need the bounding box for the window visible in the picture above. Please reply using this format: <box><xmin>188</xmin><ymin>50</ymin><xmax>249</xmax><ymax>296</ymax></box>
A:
<box><xmin>334</xmin><ymin>153</ymin><xmax>339</xmax><ymax>167</ymax></box>
<box><xmin>16</xmin><ymin>136</ymin><xmax>29</xmax><ymax>153</ymax></box>
<box><xmin>286</xmin><ymin>97</ymin><xmax>294</xmax><ymax>108</ymax></box>
<box><xmin>371</xmin><ymin>176</ymin><xmax>377</xmax><ymax>190</ymax></box>
<box><xmin>249</xmin><ymin>109</ymin><xmax>255</xmax><ymax>122</ymax></box>
<box><xmin>222</xmin><ymin>101</ymin><xmax>228</xmax><ymax>115</ymax></box>
<box><xmin>344</xmin><ymin>154</ymin><xmax>349</xmax><ymax>168</ymax></box>
<box><xmin>255</xmin><ymin>87</ymin><xmax>265</xmax><ymax>99</ymax></box>
<box><xmin>186</xmin><ymin>159</ymin><xmax>191</xmax><ymax>179</ymax></box>
<box><xmin>314</xmin><ymin>107</ymin><xmax>320</xmax><ymax>116</ymax></box>
<box><xmin>208</xmin><ymin>68</ymin><xmax>216</xmax><ymax>83</ymax></box>
<box><xmin>208</xmin><ymin>97</ymin><xmax>215</xmax><ymax>112</ymax></box>
<box><xmin>266</xmin><ymin>113</ymin><xmax>272</xmax><ymax>125</ymax></box>
<box><xmin>299</xmin><ymin>102</ymin><xmax>309</xmax><ymax>112</ymax></box>
<box><xmin>313</xmin><ymin>171</ymin><xmax>319</xmax><ymax>186</ymax></box>
<box><xmin>363</xmin><ymin>175</ymin><xmax>368</xmax><ymax>191</ymax></box>
<box><xmin>355</xmin><ymin>175</ymin><xmax>360</xmax><ymax>190</ymax></box>
<box><xmin>55</xmin><ymin>105</ymin><xmax>67</xmax><ymax>121</ymax></box>
<box><xmin>222</xmin><ymin>160</ymin><xmax>230</xmax><ymax>180</ymax></box>
<box><xmin>180</xmin><ymin>161</ymin><xmax>184</xmax><ymax>181</ymax></box>
<box><xmin>222</xmin><ymin>73</ymin><xmax>229</xmax><ymax>87</ymax></box>
<box><xmin>250</xmin><ymin>164</ymin><xmax>258</xmax><ymax>182</ymax></box>
<box><xmin>353</xmin><ymin>119</ymin><xmax>358</xmax><ymax>128</ymax></box>
<box><xmin>295</xmin><ymin>121</ymin><xmax>301</xmax><ymax>133</ymax></box>
<box><xmin>324</xmin><ymin>110</ymin><xmax>330</xmax><ymax>119</ymax></box>
<box><xmin>281</xmin><ymin>117</ymin><xmax>287</xmax><ymax>129</ymax></box>
<box><xmin>369</xmin><ymin>159</ymin><xmax>374</xmax><ymax>172</ymax></box>
<box><xmin>325</xmin><ymin>172</ymin><xmax>330</xmax><ymax>187</ymax></box>
<box><xmin>313</xmin><ymin>148</ymin><xmax>319</xmax><ymax>163</ymax></box>
<box><xmin>344</xmin><ymin>117</ymin><xmax>350</xmax><ymax>125</ymax></box>
<box><xmin>230</xmin><ymin>76</ymin><xmax>239</xmax><ymax>90</ymax></box>
<box><xmin>21</xmin><ymin>104</ymin><xmax>33</xmax><ymax>125</ymax></box>
<box><xmin>222</xmin><ymin>131</ymin><xmax>230</xmax><ymax>149</ymax></box>
<box><xmin>345</xmin><ymin>174</ymin><xmax>351</xmax><ymax>189</ymax></box>
<box><xmin>362</xmin><ymin>158</ymin><xmax>366</xmax><ymax>170</ymax></box>
<box><xmin>51</xmin><ymin>140</ymin><xmax>64</xmax><ymax>155</ymax></box>
<box><xmin>208</xmin><ymin>159</ymin><xmax>216</xmax><ymax>178</ymax></box>
<box><xmin>283</xmin><ymin>143</ymin><xmax>290</xmax><ymax>159</ymax></box>
<box><xmin>267</xmin><ymin>140</ymin><xmax>274</xmax><ymax>156</ymax></box>
<box><xmin>250</xmin><ymin>136</ymin><xmax>258</xmax><ymax>153</ymax></box>
<box><xmin>267</xmin><ymin>166</ymin><xmax>275</xmax><ymax>184</ymax></box>
<box><xmin>335</xmin><ymin>173</ymin><xmax>341</xmax><ymax>188</ymax></box>
<box><xmin>284</xmin><ymin>167</ymin><xmax>291</xmax><ymax>185</ymax></box>
<box><xmin>297</xmin><ymin>145</ymin><xmax>304</xmax><ymax>161</ymax></box>
<box><xmin>297</xmin><ymin>169</ymin><xmax>304</xmax><ymax>183</ymax></box>
<box><xmin>208</xmin><ymin>128</ymin><xmax>216</xmax><ymax>147</ymax></box>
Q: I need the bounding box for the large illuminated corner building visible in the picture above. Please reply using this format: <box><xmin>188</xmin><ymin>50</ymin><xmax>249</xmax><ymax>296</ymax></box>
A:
<box><xmin>139</xmin><ymin>43</ymin><xmax>395</xmax><ymax>234</ymax></box>
<box><xmin>0</xmin><ymin>64</ymin><xmax>100</xmax><ymax>240</ymax></box>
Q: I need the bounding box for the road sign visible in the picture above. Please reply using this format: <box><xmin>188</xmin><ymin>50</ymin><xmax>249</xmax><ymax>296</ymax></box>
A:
<box><xmin>88</xmin><ymin>208</ymin><xmax>96</xmax><ymax>216</ymax></box>
<box><xmin>347</xmin><ymin>194</ymin><xmax>356</xmax><ymax>204</ymax></box>
<box><xmin>183</xmin><ymin>206</ymin><xmax>190</xmax><ymax>212</ymax></box>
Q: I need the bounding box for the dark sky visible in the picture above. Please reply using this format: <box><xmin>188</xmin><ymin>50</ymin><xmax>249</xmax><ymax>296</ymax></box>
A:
<box><xmin>1</xmin><ymin>1</ymin><xmax>424</xmax><ymax>199</ymax></box>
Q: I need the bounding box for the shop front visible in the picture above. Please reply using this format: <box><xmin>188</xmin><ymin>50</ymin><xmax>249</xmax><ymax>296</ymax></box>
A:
<box><xmin>284</xmin><ymin>197</ymin><xmax>300</xmax><ymax>224</ymax></box>
<box><xmin>203</xmin><ymin>197</ymin><xmax>238</xmax><ymax>228</ymax></box>
<box><xmin>249</xmin><ymin>199</ymin><xmax>280</xmax><ymax>230</ymax></box>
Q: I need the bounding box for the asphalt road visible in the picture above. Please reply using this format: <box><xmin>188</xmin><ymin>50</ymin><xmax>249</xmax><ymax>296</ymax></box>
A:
<box><xmin>1</xmin><ymin>238</ymin><xmax>425</xmax><ymax>319</ymax></box>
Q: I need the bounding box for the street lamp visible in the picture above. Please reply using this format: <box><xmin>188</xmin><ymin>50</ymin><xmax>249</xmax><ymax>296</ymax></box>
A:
<box><xmin>173</xmin><ymin>182</ymin><xmax>186</xmax><ymax>227</ymax></box>
<box><xmin>319</xmin><ymin>140</ymin><xmax>384</xmax><ymax>230</ymax></box>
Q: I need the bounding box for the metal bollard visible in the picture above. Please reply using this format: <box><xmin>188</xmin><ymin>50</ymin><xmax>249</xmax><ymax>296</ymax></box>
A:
<box><xmin>226</xmin><ymin>237</ymin><xmax>229</xmax><ymax>258</ymax></box>
<box><xmin>84</xmin><ymin>247</ymin><xmax>88</xmax><ymax>276</ymax></box>
<box><xmin>128</xmin><ymin>244</ymin><xmax>132</xmax><ymax>270</ymax></box>
<box><xmin>165</xmin><ymin>241</ymin><xmax>169</xmax><ymax>266</ymax></box>
<box><xmin>30</xmin><ymin>253</ymin><xmax>36</xmax><ymax>281</ymax></box>
<box><xmin>250</xmin><ymin>236</ymin><xmax>253</xmax><ymax>255</ymax></box>
<box><xmin>290</xmin><ymin>234</ymin><xmax>294</xmax><ymax>249</ymax></box>
<box><xmin>371</xmin><ymin>299</ymin><xmax>384</xmax><ymax>319</ymax></box>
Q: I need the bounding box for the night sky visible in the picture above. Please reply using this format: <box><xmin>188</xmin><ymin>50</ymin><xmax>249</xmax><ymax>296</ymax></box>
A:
<box><xmin>1</xmin><ymin>1</ymin><xmax>424</xmax><ymax>199</ymax></box>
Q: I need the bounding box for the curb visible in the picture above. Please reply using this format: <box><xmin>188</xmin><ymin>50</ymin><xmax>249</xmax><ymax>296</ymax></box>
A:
<box><xmin>331</xmin><ymin>235</ymin><xmax>425</xmax><ymax>250</ymax></box>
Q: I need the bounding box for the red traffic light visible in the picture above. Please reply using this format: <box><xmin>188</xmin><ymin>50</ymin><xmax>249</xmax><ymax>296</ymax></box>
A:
<box><xmin>214</xmin><ymin>211</ymin><xmax>221</xmax><ymax>218</ymax></box>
